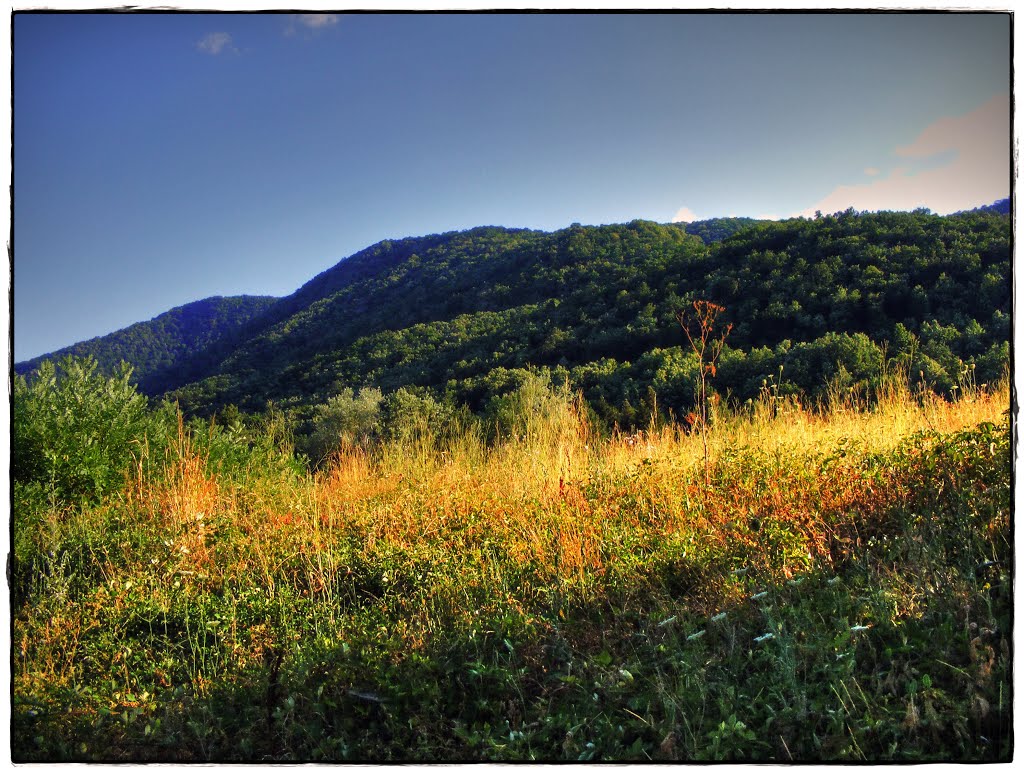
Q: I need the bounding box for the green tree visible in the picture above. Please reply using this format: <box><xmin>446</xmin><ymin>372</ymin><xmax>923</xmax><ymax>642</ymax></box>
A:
<box><xmin>303</xmin><ymin>387</ymin><xmax>384</xmax><ymax>465</ymax></box>
<box><xmin>482</xmin><ymin>370</ymin><xmax>577</xmax><ymax>443</ymax></box>
<box><xmin>381</xmin><ymin>387</ymin><xmax>450</xmax><ymax>443</ymax></box>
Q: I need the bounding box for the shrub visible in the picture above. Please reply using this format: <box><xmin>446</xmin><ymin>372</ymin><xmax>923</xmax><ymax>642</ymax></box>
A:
<box><xmin>303</xmin><ymin>387</ymin><xmax>384</xmax><ymax>464</ymax></box>
<box><xmin>781</xmin><ymin>332</ymin><xmax>884</xmax><ymax>396</ymax></box>
<box><xmin>380</xmin><ymin>387</ymin><xmax>451</xmax><ymax>444</ymax></box>
<box><xmin>481</xmin><ymin>370</ymin><xmax>578</xmax><ymax>443</ymax></box>
<box><xmin>12</xmin><ymin>356</ymin><xmax>153</xmax><ymax>504</ymax></box>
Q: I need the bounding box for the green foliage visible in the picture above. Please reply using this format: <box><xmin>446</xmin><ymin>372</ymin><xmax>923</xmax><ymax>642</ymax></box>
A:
<box><xmin>379</xmin><ymin>387</ymin><xmax>453</xmax><ymax>444</ymax></box>
<box><xmin>11</xmin><ymin>203</ymin><xmax>1014</xmax><ymax>762</ymax></box>
<box><xmin>15</xmin><ymin>295</ymin><xmax>278</xmax><ymax>389</ymax></box>
<box><xmin>481</xmin><ymin>370</ymin><xmax>577</xmax><ymax>442</ymax></box>
<box><xmin>301</xmin><ymin>387</ymin><xmax>385</xmax><ymax>464</ymax></box>
<box><xmin>704</xmin><ymin>209</ymin><xmax>1009</xmax><ymax>354</ymax></box>
<box><xmin>142</xmin><ymin>211</ymin><xmax>1007</xmax><ymax>429</ymax></box>
<box><xmin>681</xmin><ymin>216</ymin><xmax>765</xmax><ymax>244</ymax></box>
<box><xmin>17</xmin><ymin>210</ymin><xmax>1010</xmax><ymax>432</ymax></box>
<box><xmin>782</xmin><ymin>332</ymin><xmax>885</xmax><ymax>396</ymax></box>
<box><xmin>10</xmin><ymin>381</ymin><xmax>1011</xmax><ymax>761</ymax></box>
<box><xmin>163</xmin><ymin>221</ymin><xmax>709</xmax><ymax>417</ymax></box>
<box><xmin>12</xmin><ymin>356</ymin><xmax>153</xmax><ymax>504</ymax></box>
<box><xmin>194</xmin><ymin>404</ymin><xmax>304</xmax><ymax>484</ymax></box>
<box><xmin>886</xmin><ymin>420</ymin><xmax>1011</xmax><ymax>574</ymax></box>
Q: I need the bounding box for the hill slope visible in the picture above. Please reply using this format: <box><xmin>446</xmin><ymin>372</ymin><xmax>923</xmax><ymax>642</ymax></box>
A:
<box><xmin>17</xmin><ymin>207</ymin><xmax>1010</xmax><ymax>428</ymax></box>
<box><xmin>158</xmin><ymin>209</ymin><xmax>1009</xmax><ymax>424</ymax></box>
<box><xmin>680</xmin><ymin>216</ymin><xmax>764</xmax><ymax>244</ymax></box>
<box><xmin>15</xmin><ymin>295</ymin><xmax>279</xmax><ymax>391</ymax></box>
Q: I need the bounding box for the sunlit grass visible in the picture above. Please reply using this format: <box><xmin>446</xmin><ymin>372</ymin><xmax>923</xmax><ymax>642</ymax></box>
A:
<box><xmin>11</xmin><ymin>374</ymin><xmax>1012</xmax><ymax>761</ymax></box>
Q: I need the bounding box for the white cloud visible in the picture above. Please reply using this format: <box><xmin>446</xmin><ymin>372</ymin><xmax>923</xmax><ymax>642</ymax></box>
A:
<box><xmin>671</xmin><ymin>206</ymin><xmax>701</xmax><ymax>223</ymax></box>
<box><xmin>298</xmin><ymin>14</ymin><xmax>340</xmax><ymax>29</ymax></box>
<box><xmin>797</xmin><ymin>94</ymin><xmax>1009</xmax><ymax>217</ymax></box>
<box><xmin>286</xmin><ymin>13</ymin><xmax>342</xmax><ymax>35</ymax></box>
<box><xmin>197</xmin><ymin>32</ymin><xmax>234</xmax><ymax>55</ymax></box>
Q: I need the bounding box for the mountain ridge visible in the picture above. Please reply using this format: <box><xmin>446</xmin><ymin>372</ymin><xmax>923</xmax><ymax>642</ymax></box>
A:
<box><xmin>14</xmin><ymin>294</ymin><xmax>280</xmax><ymax>390</ymax></box>
<box><xmin>17</xmin><ymin>206</ymin><xmax>1011</xmax><ymax>429</ymax></box>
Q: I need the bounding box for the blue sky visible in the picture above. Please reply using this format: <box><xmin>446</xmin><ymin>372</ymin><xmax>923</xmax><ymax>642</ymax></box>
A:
<box><xmin>12</xmin><ymin>11</ymin><xmax>1011</xmax><ymax>360</ymax></box>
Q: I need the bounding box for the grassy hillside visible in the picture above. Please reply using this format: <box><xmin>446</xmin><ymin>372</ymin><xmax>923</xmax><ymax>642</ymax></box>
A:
<box><xmin>14</xmin><ymin>295</ymin><xmax>279</xmax><ymax>390</ymax></box>
<box><xmin>11</xmin><ymin>360</ymin><xmax>1011</xmax><ymax>761</ymax></box>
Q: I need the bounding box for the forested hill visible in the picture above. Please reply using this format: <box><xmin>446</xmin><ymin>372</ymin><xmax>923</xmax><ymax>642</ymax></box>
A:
<box><xmin>159</xmin><ymin>222</ymin><xmax>705</xmax><ymax>412</ymax></box>
<box><xmin>153</xmin><ymin>208</ymin><xmax>1009</xmax><ymax>426</ymax></box>
<box><xmin>680</xmin><ymin>216</ymin><xmax>764</xmax><ymax>244</ymax></box>
<box><xmin>14</xmin><ymin>295</ymin><xmax>279</xmax><ymax>390</ymax></box>
<box><xmin>960</xmin><ymin>197</ymin><xmax>1010</xmax><ymax>216</ymax></box>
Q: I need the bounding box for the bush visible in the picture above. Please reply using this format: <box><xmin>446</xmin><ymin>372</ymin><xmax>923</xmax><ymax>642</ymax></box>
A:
<box><xmin>481</xmin><ymin>371</ymin><xmax>580</xmax><ymax>443</ymax></box>
<box><xmin>12</xmin><ymin>356</ymin><xmax>153</xmax><ymax>504</ymax></box>
<box><xmin>303</xmin><ymin>387</ymin><xmax>384</xmax><ymax>465</ymax></box>
<box><xmin>781</xmin><ymin>332</ymin><xmax>884</xmax><ymax>396</ymax></box>
<box><xmin>380</xmin><ymin>387</ymin><xmax>451</xmax><ymax>444</ymax></box>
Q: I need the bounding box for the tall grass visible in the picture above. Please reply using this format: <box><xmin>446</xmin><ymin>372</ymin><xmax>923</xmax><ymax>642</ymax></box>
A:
<box><xmin>11</xmin><ymin>372</ymin><xmax>1012</xmax><ymax>762</ymax></box>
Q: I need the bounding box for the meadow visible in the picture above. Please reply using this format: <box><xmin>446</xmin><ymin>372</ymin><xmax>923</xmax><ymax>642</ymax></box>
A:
<box><xmin>10</xmin><ymin>361</ymin><xmax>1012</xmax><ymax>761</ymax></box>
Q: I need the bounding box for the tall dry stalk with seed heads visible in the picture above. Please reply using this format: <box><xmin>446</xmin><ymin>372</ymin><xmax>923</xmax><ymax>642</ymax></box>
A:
<box><xmin>676</xmin><ymin>300</ymin><xmax>732</xmax><ymax>486</ymax></box>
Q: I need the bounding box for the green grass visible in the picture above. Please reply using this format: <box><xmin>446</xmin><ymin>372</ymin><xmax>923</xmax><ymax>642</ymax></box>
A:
<box><xmin>10</xmin><ymin>379</ymin><xmax>1012</xmax><ymax>761</ymax></box>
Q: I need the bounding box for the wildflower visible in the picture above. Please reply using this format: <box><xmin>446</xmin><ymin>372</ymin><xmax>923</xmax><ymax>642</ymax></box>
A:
<box><xmin>754</xmin><ymin>632</ymin><xmax>774</xmax><ymax>643</ymax></box>
<box><xmin>751</xmin><ymin>591</ymin><xmax>769</xmax><ymax>600</ymax></box>
<box><xmin>711</xmin><ymin>612</ymin><xmax>727</xmax><ymax>623</ymax></box>
<box><xmin>686</xmin><ymin>629</ymin><xmax>706</xmax><ymax>641</ymax></box>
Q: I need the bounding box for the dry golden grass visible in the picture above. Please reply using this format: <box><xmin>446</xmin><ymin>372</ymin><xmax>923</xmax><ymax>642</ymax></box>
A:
<box><xmin>97</xmin><ymin>375</ymin><xmax>1010</xmax><ymax>601</ymax></box>
<box><xmin>153</xmin><ymin>420</ymin><xmax>220</xmax><ymax>569</ymax></box>
<box><xmin>285</xmin><ymin>377</ymin><xmax>1007</xmax><ymax>585</ymax></box>
<box><xmin>12</xmin><ymin>374</ymin><xmax>1012</xmax><ymax>762</ymax></box>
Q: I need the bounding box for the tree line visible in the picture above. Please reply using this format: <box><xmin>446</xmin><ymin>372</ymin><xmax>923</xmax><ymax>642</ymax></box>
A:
<box><xmin>17</xmin><ymin>208</ymin><xmax>1011</xmax><ymax>437</ymax></box>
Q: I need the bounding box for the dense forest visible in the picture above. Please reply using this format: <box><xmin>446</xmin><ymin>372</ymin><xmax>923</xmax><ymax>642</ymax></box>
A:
<box><xmin>15</xmin><ymin>295</ymin><xmax>279</xmax><ymax>391</ymax></box>
<box><xmin>680</xmin><ymin>216</ymin><xmax>764</xmax><ymax>244</ymax></box>
<box><xmin>17</xmin><ymin>206</ymin><xmax>1011</xmax><ymax>437</ymax></box>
